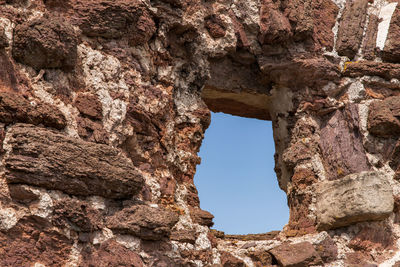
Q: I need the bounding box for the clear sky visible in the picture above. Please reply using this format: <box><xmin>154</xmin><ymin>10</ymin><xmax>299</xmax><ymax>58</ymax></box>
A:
<box><xmin>194</xmin><ymin>112</ymin><xmax>289</xmax><ymax>235</ymax></box>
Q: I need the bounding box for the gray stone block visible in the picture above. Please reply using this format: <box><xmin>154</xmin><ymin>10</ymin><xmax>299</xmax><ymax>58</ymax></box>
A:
<box><xmin>316</xmin><ymin>171</ymin><xmax>394</xmax><ymax>230</ymax></box>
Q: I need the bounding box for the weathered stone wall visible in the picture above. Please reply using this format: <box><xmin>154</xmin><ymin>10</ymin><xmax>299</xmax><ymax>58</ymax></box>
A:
<box><xmin>1</xmin><ymin>0</ymin><xmax>400</xmax><ymax>266</ymax></box>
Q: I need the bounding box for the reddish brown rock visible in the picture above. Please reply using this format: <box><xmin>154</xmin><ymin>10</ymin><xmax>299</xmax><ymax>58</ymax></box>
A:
<box><xmin>53</xmin><ymin>198</ymin><xmax>103</xmax><ymax>232</ymax></box>
<box><xmin>190</xmin><ymin>208</ymin><xmax>214</xmax><ymax>227</ymax></box>
<box><xmin>8</xmin><ymin>184</ymin><xmax>40</xmax><ymax>203</ymax></box>
<box><xmin>205</xmin><ymin>15</ymin><xmax>226</xmax><ymax>38</ymax></box>
<box><xmin>343</xmin><ymin>61</ymin><xmax>400</xmax><ymax>80</ymax></box>
<box><xmin>180</xmin><ymin>249</ymin><xmax>213</xmax><ymax>262</ymax></box>
<box><xmin>0</xmin><ymin>216</ymin><xmax>73</xmax><ymax>266</ymax></box>
<box><xmin>80</xmin><ymin>240</ymin><xmax>144</xmax><ymax>267</ymax></box>
<box><xmin>0</xmin><ymin>51</ymin><xmax>18</xmax><ymax>92</ymax></box>
<box><xmin>362</xmin><ymin>14</ymin><xmax>379</xmax><ymax>60</ymax></box>
<box><xmin>259</xmin><ymin>57</ymin><xmax>340</xmax><ymax>89</ymax></box>
<box><xmin>259</xmin><ymin>0</ymin><xmax>292</xmax><ymax>44</ymax></box>
<box><xmin>320</xmin><ymin>104</ymin><xmax>370</xmax><ymax>180</ymax></box>
<box><xmin>345</xmin><ymin>252</ymin><xmax>377</xmax><ymax>267</ymax></box>
<box><xmin>270</xmin><ymin>242</ymin><xmax>322</xmax><ymax>267</ymax></box>
<box><xmin>74</xmin><ymin>93</ymin><xmax>103</xmax><ymax>120</ymax></box>
<box><xmin>12</xmin><ymin>17</ymin><xmax>77</xmax><ymax>70</ymax></box>
<box><xmin>287</xmin><ymin>191</ymin><xmax>316</xmax><ymax>236</ymax></box>
<box><xmin>220</xmin><ymin>251</ymin><xmax>246</xmax><ymax>267</ymax></box>
<box><xmin>349</xmin><ymin>226</ymin><xmax>394</xmax><ymax>252</ymax></box>
<box><xmin>314</xmin><ymin>236</ymin><xmax>338</xmax><ymax>263</ymax></box>
<box><xmin>4</xmin><ymin>124</ymin><xmax>143</xmax><ymax>199</ymax></box>
<box><xmin>269</xmin><ymin>242</ymin><xmax>323</xmax><ymax>267</ymax></box>
<box><xmin>170</xmin><ymin>229</ymin><xmax>197</xmax><ymax>244</ymax></box>
<box><xmin>282</xmin><ymin>0</ymin><xmax>313</xmax><ymax>41</ymax></box>
<box><xmin>77</xmin><ymin>117</ymin><xmax>109</xmax><ymax>144</ymax></box>
<box><xmin>383</xmin><ymin>6</ymin><xmax>400</xmax><ymax>63</ymax></box>
<box><xmin>0</xmin><ymin>91</ymin><xmax>66</xmax><ymax>129</ymax></box>
<box><xmin>312</xmin><ymin>0</ymin><xmax>339</xmax><ymax>51</ymax></box>
<box><xmin>291</xmin><ymin>168</ymin><xmax>317</xmax><ymax>190</ymax></box>
<box><xmin>247</xmin><ymin>250</ymin><xmax>274</xmax><ymax>266</ymax></box>
<box><xmin>67</xmin><ymin>0</ymin><xmax>156</xmax><ymax>45</ymax></box>
<box><xmin>106</xmin><ymin>205</ymin><xmax>179</xmax><ymax>240</ymax></box>
<box><xmin>368</xmin><ymin>97</ymin><xmax>400</xmax><ymax>137</ymax></box>
<box><xmin>335</xmin><ymin>0</ymin><xmax>368</xmax><ymax>59</ymax></box>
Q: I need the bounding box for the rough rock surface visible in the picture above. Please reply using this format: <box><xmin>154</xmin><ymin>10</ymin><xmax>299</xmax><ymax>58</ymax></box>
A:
<box><xmin>335</xmin><ymin>0</ymin><xmax>368</xmax><ymax>58</ymax></box>
<box><xmin>106</xmin><ymin>205</ymin><xmax>179</xmax><ymax>240</ymax></box>
<box><xmin>269</xmin><ymin>242</ymin><xmax>323</xmax><ymax>267</ymax></box>
<box><xmin>12</xmin><ymin>17</ymin><xmax>78</xmax><ymax>70</ymax></box>
<box><xmin>1</xmin><ymin>0</ymin><xmax>400</xmax><ymax>265</ymax></box>
<box><xmin>316</xmin><ymin>171</ymin><xmax>394</xmax><ymax>230</ymax></box>
<box><xmin>4</xmin><ymin>124</ymin><xmax>143</xmax><ymax>199</ymax></box>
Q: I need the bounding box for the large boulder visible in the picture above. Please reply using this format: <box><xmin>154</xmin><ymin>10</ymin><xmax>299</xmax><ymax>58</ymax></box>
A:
<box><xmin>316</xmin><ymin>171</ymin><xmax>394</xmax><ymax>230</ymax></box>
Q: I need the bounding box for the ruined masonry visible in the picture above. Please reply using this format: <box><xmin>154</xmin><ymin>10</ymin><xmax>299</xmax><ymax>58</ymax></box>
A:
<box><xmin>3</xmin><ymin>0</ymin><xmax>400</xmax><ymax>266</ymax></box>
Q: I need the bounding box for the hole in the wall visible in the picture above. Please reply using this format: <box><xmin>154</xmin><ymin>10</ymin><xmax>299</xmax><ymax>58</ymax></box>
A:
<box><xmin>194</xmin><ymin>112</ymin><xmax>289</xmax><ymax>235</ymax></box>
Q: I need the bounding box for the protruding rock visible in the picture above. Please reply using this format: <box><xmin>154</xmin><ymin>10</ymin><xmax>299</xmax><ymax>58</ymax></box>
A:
<box><xmin>0</xmin><ymin>92</ymin><xmax>66</xmax><ymax>129</ymax></box>
<box><xmin>312</xmin><ymin>0</ymin><xmax>339</xmax><ymax>51</ymax></box>
<box><xmin>269</xmin><ymin>242</ymin><xmax>323</xmax><ymax>267</ymax></box>
<box><xmin>316</xmin><ymin>171</ymin><xmax>394</xmax><ymax>230</ymax></box>
<box><xmin>259</xmin><ymin>0</ymin><xmax>292</xmax><ymax>44</ymax></box>
<box><xmin>69</xmin><ymin>0</ymin><xmax>156</xmax><ymax>45</ymax></box>
<box><xmin>74</xmin><ymin>93</ymin><xmax>103</xmax><ymax>120</ymax></box>
<box><xmin>12</xmin><ymin>17</ymin><xmax>77</xmax><ymax>70</ymax></box>
<box><xmin>53</xmin><ymin>198</ymin><xmax>103</xmax><ymax>232</ymax></box>
<box><xmin>368</xmin><ymin>96</ymin><xmax>400</xmax><ymax>137</ymax></box>
<box><xmin>220</xmin><ymin>251</ymin><xmax>246</xmax><ymax>267</ymax></box>
<box><xmin>362</xmin><ymin>15</ymin><xmax>379</xmax><ymax>60</ymax></box>
<box><xmin>4</xmin><ymin>124</ymin><xmax>143</xmax><ymax>199</ymax></box>
<box><xmin>106</xmin><ymin>205</ymin><xmax>179</xmax><ymax>240</ymax></box>
<box><xmin>343</xmin><ymin>61</ymin><xmax>400</xmax><ymax>80</ymax></box>
<box><xmin>335</xmin><ymin>0</ymin><xmax>368</xmax><ymax>59</ymax></box>
<box><xmin>190</xmin><ymin>208</ymin><xmax>214</xmax><ymax>227</ymax></box>
<box><xmin>383</xmin><ymin>6</ymin><xmax>400</xmax><ymax>63</ymax></box>
<box><xmin>170</xmin><ymin>229</ymin><xmax>197</xmax><ymax>244</ymax></box>
<box><xmin>247</xmin><ymin>250</ymin><xmax>273</xmax><ymax>266</ymax></box>
<box><xmin>205</xmin><ymin>15</ymin><xmax>226</xmax><ymax>39</ymax></box>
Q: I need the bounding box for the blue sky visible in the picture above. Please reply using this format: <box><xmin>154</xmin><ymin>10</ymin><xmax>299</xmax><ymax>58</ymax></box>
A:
<box><xmin>194</xmin><ymin>112</ymin><xmax>289</xmax><ymax>235</ymax></box>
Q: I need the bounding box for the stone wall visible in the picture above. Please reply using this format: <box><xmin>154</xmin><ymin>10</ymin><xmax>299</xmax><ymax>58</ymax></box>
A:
<box><xmin>1</xmin><ymin>0</ymin><xmax>400</xmax><ymax>266</ymax></box>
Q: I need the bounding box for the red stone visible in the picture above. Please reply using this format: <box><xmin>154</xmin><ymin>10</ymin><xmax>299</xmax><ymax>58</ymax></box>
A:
<box><xmin>80</xmin><ymin>240</ymin><xmax>144</xmax><ymax>267</ymax></box>
<box><xmin>335</xmin><ymin>0</ymin><xmax>369</xmax><ymax>59</ymax></box>
<box><xmin>74</xmin><ymin>93</ymin><xmax>103</xmax><ymax>120</ymax></box>
<box><xmin>349</xmin><ymin>226</ymin><xmax>394</xmax><ymax>252</ymax></box>
<box><xmin>312</xmin><ymin>0</ymin><xmax>339</xmax><ymax>51</ymax></box>
<box><xmin>368</xmin><ymin>97</ymin><xmax>400</xmax><ymax>137</ymax></box>
<box><xmin>190</xmin><ymin>208</ymin><xmax>214</xmax><ymax>227</ymax></box>
<box><xmin>383</xmin><ymin>6</ymin><xmax>400</xmax><ymax>63</ymax></box>
<box><xmin>205</xmin><ymin>15</ymin><xmax>226</xmax><ymax>38</ymax></box>
<box><xmin>220</xmin><ymin>251</ymin><xmax>246</xmax><ymax>267</ymax></box>
<box><xmin>362</xmin><ymin>14</ymin><xmax>379</xmax><ymax>60</ymax></box>
<box><xmin>269</xmin><ymin>242</ymin><xmax>323</xmax><ymax>267</ymax></box>
<box><xmin>12</xmin><ymin>17</ymin><xmax>78</xmax><ymax>70</ymax></box>
<box><xmin>106</xmin><ymin>205</ymin><xmax>179</xmax><ymax>240</ymax></box>
<box><xmin>0</xmin><ymin>216</ymin><xmax>73</xmax><ymax>266</ymax></box>
<box><xmin>259</xmin><ymin>0</ymin><xmax>292</xmax><ymax>44</ymax></box>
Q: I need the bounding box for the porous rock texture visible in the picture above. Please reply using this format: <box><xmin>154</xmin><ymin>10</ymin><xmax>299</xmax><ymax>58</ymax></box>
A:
<box><xmin>2</xmin><ymin>0</ymin><xmax>400</xmax><ymax>266</ymax></box>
